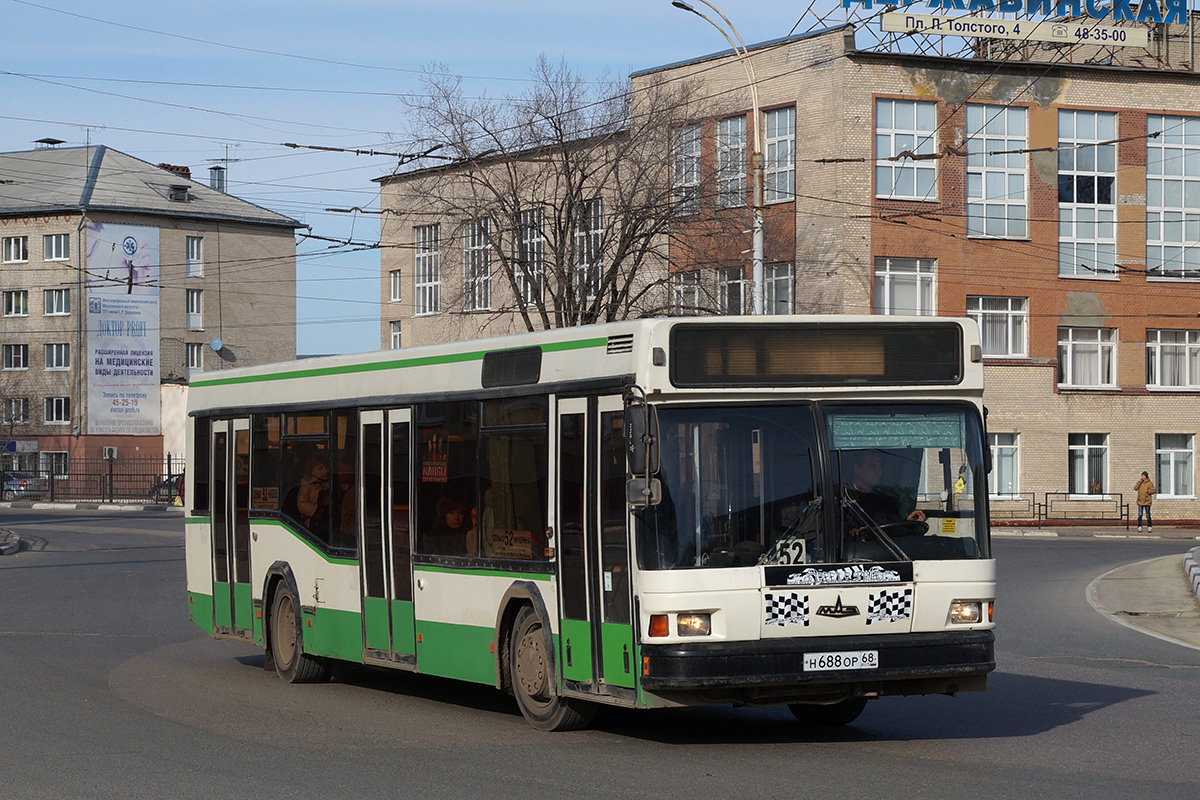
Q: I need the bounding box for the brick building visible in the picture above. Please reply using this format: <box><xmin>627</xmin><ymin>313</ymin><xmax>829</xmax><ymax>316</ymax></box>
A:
<box><xmin>0</xmin><ymin>144</ymin><xmax>301</xmax><ymax>473</ymax></box>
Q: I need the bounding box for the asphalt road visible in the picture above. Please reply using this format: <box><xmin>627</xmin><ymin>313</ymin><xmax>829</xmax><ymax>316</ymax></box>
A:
<box><xmin>1</xmin><ymin>509</ymin><xmax>1198</xmax><ymax>799</ymax></box>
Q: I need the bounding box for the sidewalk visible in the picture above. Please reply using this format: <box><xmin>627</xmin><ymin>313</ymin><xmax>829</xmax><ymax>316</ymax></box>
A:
<box><xmin>0</xmin><ymin>500</ymin><xmax>180</xmax><ymax>512</ymax></box>
<box><xmin>1089</xmin><ymin>547</ymin><xmax>1200</xmax><ymax>650</ymax></box>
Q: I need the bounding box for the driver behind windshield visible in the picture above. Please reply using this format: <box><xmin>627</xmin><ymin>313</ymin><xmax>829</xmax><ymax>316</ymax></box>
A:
<box><xmin>844</xmin><ymin>450</ymin><xmax>926</xmax><ymax>533</ymax></box>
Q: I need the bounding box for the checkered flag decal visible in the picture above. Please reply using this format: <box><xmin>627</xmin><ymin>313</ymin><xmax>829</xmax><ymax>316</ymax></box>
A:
<box><xmin>867</xmin><ymin>588</ymin><xmax>913</xmax><ymax>625</ymax></box>
<box><xmin>765</xmin><ymin>592</ymin><xmax>809</xmax><ymax>627</ymax></box>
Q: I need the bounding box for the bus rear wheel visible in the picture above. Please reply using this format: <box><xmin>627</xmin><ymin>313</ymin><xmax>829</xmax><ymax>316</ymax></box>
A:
<box><xmin>270</xmin><ymin>583</ymin><xmax>328</xmax><ymax>684</ymax></box>
<box><xmin>788</xmin><ymin>696</ymin><xmax>868</xmax><ymax>726</ymax></box>
<box><xmin>510</xmin><ymin>606</ymin><xmax>594</xmax><ymax>731</ymax></box>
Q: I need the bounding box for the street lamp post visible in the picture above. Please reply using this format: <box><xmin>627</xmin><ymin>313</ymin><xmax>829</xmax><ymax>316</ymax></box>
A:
<box><xmin>672</xmin><ymin>0</ymin><xmax>765</xmax><ymax>315</ymax></box>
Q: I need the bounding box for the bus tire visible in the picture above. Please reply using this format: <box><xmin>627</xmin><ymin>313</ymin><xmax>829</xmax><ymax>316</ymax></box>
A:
<box><xmin>269</xmin><ymin>583</ymin><xmax>328</xmax><ymax>684</ymax></box>
<box><xmin>509</xmin><ymin>605</ymin><xmax>594</xmax><ymax>731</ymax></box>
<box><xmin>788</xmin><ymin>696</ymin><xmax>868</xmax><ymax>726</ymax></box>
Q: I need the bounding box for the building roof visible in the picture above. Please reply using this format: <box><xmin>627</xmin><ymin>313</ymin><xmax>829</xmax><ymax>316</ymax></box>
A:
<box><xmin>0</xmin><ymin>145</ymin><xmax>303</xmax><ymax>229</ymax></box>
<box><xmin>629</xmin><ymin>24</ymin><xmax>852</xmax><ymax>78</ymax></box>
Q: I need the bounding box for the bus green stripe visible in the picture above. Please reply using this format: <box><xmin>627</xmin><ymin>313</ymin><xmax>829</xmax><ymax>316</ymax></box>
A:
<box><xmin>414</xmin><ymin>564</ymin><xmax>553</xmax><ymax>581</ymax></box>
<box><xmin>254</xmin><ymin>519</ymin><xmax>358</xmax><ymax>566</ymax></box>
<box><xmin>190</xmin><ymin>336</ymin><xmax>608</xmax><ymax>388</ymax></box>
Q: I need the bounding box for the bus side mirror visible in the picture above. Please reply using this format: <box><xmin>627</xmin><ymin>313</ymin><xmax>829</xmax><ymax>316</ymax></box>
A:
<box><xmin>625</xmin><ymin>402</ymin><xmax>660</xmax><ymax>476</ymax></box>
<box><xmin>627</xmin><ymin>478</ymin><xmax>662</xmax><ymax>507</ymax></box>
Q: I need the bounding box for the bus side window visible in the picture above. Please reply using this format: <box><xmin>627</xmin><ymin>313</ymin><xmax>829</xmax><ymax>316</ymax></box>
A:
<box><xmin>415</xmin><ymin>401</ymin><xmax>477</xmax><ymax>557</ymax></box>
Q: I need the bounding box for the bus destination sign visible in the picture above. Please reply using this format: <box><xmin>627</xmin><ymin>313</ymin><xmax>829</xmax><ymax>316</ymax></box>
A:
<box><xmin>881</xmin><ymin>12</ymin><xmax>1150</xmax><ymax>47</ymax></box>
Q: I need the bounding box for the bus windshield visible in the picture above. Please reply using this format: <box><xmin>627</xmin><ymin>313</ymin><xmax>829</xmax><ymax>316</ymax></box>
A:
<box><xmin>635</xmin><ymin>403</ymin><xmax>988</xmax><ymax>570</ymax></box>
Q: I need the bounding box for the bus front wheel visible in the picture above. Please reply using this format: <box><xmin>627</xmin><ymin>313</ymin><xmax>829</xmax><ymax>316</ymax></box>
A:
<box><xmin>509</xmin><ymin>606</ymin><xmax>594</xmax><ymax>731</ymax></box>
<box><xmin>788</xmin><ymin>696</ymin><xmax>868</xmax><ymax>726</ymax></box>
<box><xmin>270</xmin><ymin>583</ymin><xmax>328</xmax><ymax>684</ymax></box>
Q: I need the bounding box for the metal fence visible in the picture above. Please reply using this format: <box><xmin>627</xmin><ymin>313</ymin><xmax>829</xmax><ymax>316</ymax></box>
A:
<box><xmin>1</xmin><ymin>456</ymin><xmax>184</xmax><ymax>504</ymax></box>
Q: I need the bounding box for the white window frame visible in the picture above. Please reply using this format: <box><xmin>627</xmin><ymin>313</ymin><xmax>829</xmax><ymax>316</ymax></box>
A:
<box><xmin>764</xmin><ymin>262</ymin><xmax>794</xmax><ymax>315</ymax></box>
<box><xmin>988</xmin><ymin>432</ymin><xmax>1019</xmax><ymax>497</ymax></box>
<box><xmin>389</xmin><ymin>269</ymin><xmax>403</xmax><ymax>303</ymax></box>
<box><xmin>40</xmin><ymin>450</ymin><xmax>68</xmax><ymax>477</ymax></box>
<box><xmin>462</xmin><ymin>217</ymin><xmax>491</xmax><ymax>312</ymax></box>
<box><xmin>4</xmin><ymin>290</ymin><xmax>28</xmax><ymax>317</ymax></box>
<box><xmin>673</xmin><ymin>123</ymin><xmax>701</xmax><ymax>215</ymax></box>
<box><xmin>966</xmin><ymin>104</ymin><xmax>1028</xmax><ymax>239</ymax></box>
<box><xmin>44</xmin><ymin>343</ymin><xmax>70</xmax><ymax>371</ymax></box>
<box><xmin>875</xmin><ymin>98</ymin><xmax>938</xmax><ymax>201</ymax></box>
<box><xmin>390</xmin><ymin>321</ymin><xmax>402</xmax><ymax>350</ymax></box>
<box><xmin>1058</xmin><ymin>110</ymin><xmax>1117</xmax><ymax>278</ymax></box>
<box><xmin>717</xmin><ymin>115</ymin><xmax>747</xmax><ymax>208</ymax></box>
<box><xmin>1146</xmin><ymin>329</ymin><xmax>1200</xmax><ymax>388</ymax></box>
<box><xmin>185</xmin><ymin>236</ymin><xmax>204</xmax><ymax>277</ymax></box>
<box><xmin>3</xmin><ymin>236</ymin><xmax>28</xmax><ymax>263</ymax></box>
<box><xmin>672</xmin><ymin>271</ymin><xmax>702</xmax><ymax>316</ymax></box>
<box><xmin>3</xmin><ymin>344</ymin><xmax>29</xmax><ymax>371</ymax></box>
<box><xmin>44</xmin><ymin>288</ymin><xmax>70</xmax><ymax>316</ymax></box>
<box><xmin>967</xmin><ymin>296</ymin><xmax>1028</xmax><ymax>357</ymax></box>
<box><xmin>718</xmin><ymin>267</ymin><xmax>748</xmax><ymax>315</ymax></box>
<box><xmin>3</xmin><ymin>398</ymin><xmax>28</xmax><ymax>425</ymax></box>
<box><xmin>414</xmin><ymin>224</ymin><xmax>441</xmax><ymax>316</ymax></box>
<box><xmin>1068</xmin><ymin>433</ymin><xmax>1108</xmax><ymax>495</ymax></box>
<box><xmin>573</xmin><ymin>199</ymin><xmax>603</xmax><ymax>303</ymax></box>
<box><xmin>44</xmin><ymin>396</ymin><xmax>70</xmax><ymax>425</ymax></box>
<box><xmin>1058</xmin><ymin>327</ymin><xmax>1116</xmax><ymax>388</ymax></box>
<box><xmin>1147</xmin><ymin>114</ymin><xmax>1200</xmax><ymax>279</ymax></box>
<box><xmin>515</xmin><ymin>208</ymin><xmax>545</xmax><ymax>306</ymax></box>
<box><xmin>764</xmin><ymin>106</ymin><xmax>796</xmax><ymax>204</ymax></box>
<box><xmin>1156</xmin><ymin>433</ymin><xmax>1194</xmax><ymax>498</ymax></box>
<box><xmin>43</xmin><ymin>233</ymin><xmax>70</xmax><ymax>262</ymax></box>
<box><xmin>185</xmin><ymin>288</ymin><xmax>203</xmax><ymax>331</ymax></box>
<box><xmin>874</xmin><ymin>257</ymin><xmax>936</xmax><ymax>316</ymax></box>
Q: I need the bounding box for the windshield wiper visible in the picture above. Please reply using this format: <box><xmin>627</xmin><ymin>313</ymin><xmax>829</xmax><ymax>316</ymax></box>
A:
<box><xmin>841</xmin><ymin>492</ymin><xmax>911</xmax><ymax>562</ymax></box>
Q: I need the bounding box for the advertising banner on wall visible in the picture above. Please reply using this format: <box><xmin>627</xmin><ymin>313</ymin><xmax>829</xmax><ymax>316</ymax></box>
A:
<box><xmin>86</xmin><ymin>222</ymin><xmax>161</xmax><ymax>436</ymax></box>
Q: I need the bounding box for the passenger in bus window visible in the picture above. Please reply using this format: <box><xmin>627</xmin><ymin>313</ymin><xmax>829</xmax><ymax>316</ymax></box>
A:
<box><xmin>423</xmin><ymin>496</ymin><xmax>470</xmax><ymax>556</ymax></box>
<box><xmin>297</xmin><ymin>455</ymin><xmax>330</xmax><ymax>535</ymax></box>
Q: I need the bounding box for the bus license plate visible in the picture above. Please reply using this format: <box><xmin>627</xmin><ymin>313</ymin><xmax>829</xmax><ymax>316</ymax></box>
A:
<box><xmin>803</xmin><ymin>650</ymin><xmax>879</xmax><ymax>672</ymax></box>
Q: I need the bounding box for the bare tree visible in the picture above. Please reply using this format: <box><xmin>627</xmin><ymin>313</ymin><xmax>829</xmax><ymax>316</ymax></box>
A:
<box><xmin>389</xmin><ymin>56</ymin><xmax>739</xmax><ymax>330</ymax></box>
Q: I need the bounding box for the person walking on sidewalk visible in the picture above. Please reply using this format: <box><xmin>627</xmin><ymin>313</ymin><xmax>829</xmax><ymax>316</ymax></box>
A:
<box><xmin>1134</xmin><ymin>471</ymin><xmax>1155</xmax><ymax>532</ymax></box>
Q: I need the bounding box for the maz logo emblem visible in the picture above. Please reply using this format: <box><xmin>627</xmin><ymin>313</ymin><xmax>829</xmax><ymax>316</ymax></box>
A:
<box><xmin>816</xmin><ymin>596</ymin><xmax>860</xmax><ymax>619</ymax></box>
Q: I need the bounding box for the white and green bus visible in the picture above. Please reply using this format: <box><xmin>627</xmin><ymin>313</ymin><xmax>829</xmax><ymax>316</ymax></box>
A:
<box><xmin>185</xmin><ymin>316</ymin><xmax>995</xmax><ymax>730</ymax></box>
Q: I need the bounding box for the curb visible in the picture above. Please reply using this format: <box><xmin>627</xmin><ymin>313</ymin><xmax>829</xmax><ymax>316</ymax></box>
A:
<box><xmin>0</xmin><ymin>502</ymin><xmax>178</xmax><ymax>512</ymax></box>
<box><xmin>1186</xmin><ymin>547</ymin><xmax>1200</xmax><ymax>605</ymax></box>
<box><xmin>992</xmin><ymin>528</ymin><xmax>1200</xmax><ymax>541</ymax></box>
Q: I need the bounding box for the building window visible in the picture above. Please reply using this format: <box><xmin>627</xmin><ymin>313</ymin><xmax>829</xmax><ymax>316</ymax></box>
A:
<box><xmin>186</xmin><ymin>343</ymin><xmax>203</xmax><ymax>375</ymax></box>
<box><xmin>1068</xmin><ymin>433</ymin><xmax>1107</xmax><ymax>494</ymax></box>
<box><xmin>44</xmin><ymin>288</ymin><xmax>70</xmax><ymax>316</ymax></box>
<box><xmin>1058</xmin><ymin>327</ymin><xmax>1116</xmax><ymax>387</ymax></box>
<box><xmin>185</xmin><ymin>236</ymin><xmax>203</xmax><ymax>277</ymax></box>
<box><xmin>717</xmin><ymin>115</ymin><xmax>747</xmax><ymax>208</ymax></box>
<box><xmin>515</xmin><ymin>208</ymin><xmax>544</xmax><ymax>305</ymax></box>
<box><xmin>672</xmin><ymin>123</ymin><xmax>701</xmax><ymax>215</ymax></box>
<box><xmin>41</xmin><ymin>450</ymin><xmax>68</xmax><ymax>477</ymax></box>
<box><xmin>3</xmin><ymin>236</ymin><xmax>28</xmax><ymax>263</ymax></box>
<box><xmin>874</xmin><ymin>257</ymin><xmax>935</xmax><ymax>316</ymax></box>
<box><xmin>390</xmin><ymin>321</ymin><xmax>402</xmax><ymax>350</ymax></box>
<box><xmin>43</xmin><ymin>233</ymin><xmax>70</xmax><ymax>261</ymax></box>
<box><xmin>1146</xmin><ymin>329</ymin><xmax>1200</xmax><ymax>388</ymax></box>
<box><xmin>462</xmin><ymin>217</ymin><xmax>491</xmax><ymax>311</ymax></box>
<box><xmin>1156</xmin><ymin>434</ymin><xmax>1194</xmax><ymax>497</ymax></box>
<box><xmin>967</xmin><ymin>296</ymin><xmax>1027</xmax><ymax>357</ymax></box>
<box><xmin>3</xmin><ymin>398</ymin><xmax>28</xmax><ymax>425</ymax></box>
<box><xmin>414</xmin><ymin>224</ymin><xmax>441</xmax><ymax>315</ymax></box>
<box><xmin>44</xmin><ymin>396</ymin><xmax>70</xmax><ymax>425</ymax></box>
<box><xmin>875</xmin><ymin>98</ymin><xmax>938</xmax><ymax>200</ymax></box>
<box><xmin>3</xmin><ymin>344</ymin><xmax>28</xmax><ymax>370</ymax></box>
<box><xmin>389</xmin><ymin>269</ymin><xmax>403</xmax><ymax>303</ymax></box>
<box><xmin>989</xmin><ymin>432</ymin><xmax>1019</xmax><ymax>496</ymax></box>
<box><xmin>573</xmin><ymin>198</ymin><xmax>603</xmax><ymax>303</ymax></box>
<box><xmin>1147</xmin><ymin>114</ymin><xmax>1200</xmax><ymax>278</ymax></box>
<box><xmin>672</xmin><ymin>271</ymin><xmax>702</xmax><ymax>316</ymax></box>
<box><xmin>44</xmin><ymin>343</ymin><xmax>70</xmax><ymax>371</ymax></box>
<box><xmin>1058</xmin><ymin>110</ymin><xmax>1117</xmax><ymax>278</ymax></box>
<box><xmin>764</xmin><ymin>106</ymin><xmax>796</xmax><ymax>203</ymax></box>
<box><xmin>718</xmin><ymin>267</ymin><xmax>748</xmax><ymax>315</ymax></box>
<box><xmin>185</xmin><ymin>288</ymin><xmax>203</xmax><ymax>330</ymax></box>
<box><xmin>3</xmin><ymin>290</ymin><xmax>28</xmax><ymax>317</ymax></box>
<box><xmin>966</xmin><ymin>104</ymin><xmax>1027</xmax><ymax>238</ymax></box>
<box><xmin>765</xmin><ymin>262</ymin><xmax>794</xmax><ymax>315</ymax></box>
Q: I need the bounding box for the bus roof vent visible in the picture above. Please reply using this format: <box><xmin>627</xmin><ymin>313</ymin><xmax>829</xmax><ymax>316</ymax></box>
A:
<box><xmin>606</xmin><ymin>334</ymin><xmax>634</xmax><ymax>355</ymax></box>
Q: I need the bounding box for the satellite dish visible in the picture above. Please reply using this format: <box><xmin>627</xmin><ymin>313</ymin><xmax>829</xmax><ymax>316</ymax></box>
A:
<box><xmin>210</xmin><ymin>338</ymin><xmax>223</xmax><ymax>352</ymax></box>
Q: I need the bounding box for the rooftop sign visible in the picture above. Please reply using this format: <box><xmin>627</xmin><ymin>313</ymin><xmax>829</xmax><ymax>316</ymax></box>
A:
<box><xmin>845</xmin><ymin>0</ymin><xmax>1187</xmax><ymax>25</ymax></box>
<box><xmin>881</xmin><ymin>11</ymin><xmax>1151</xmax><ymax>46</ymax></box>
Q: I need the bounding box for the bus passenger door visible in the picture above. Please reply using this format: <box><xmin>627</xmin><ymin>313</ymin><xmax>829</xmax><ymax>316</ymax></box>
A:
<box><xmin>556</xmin><ymin>396</ymin><xmax>635</xmax><ymax>695</ymax></box>
<box><xmin>358</xmin><ymin>409</ymin><xmax>415</xmax><ymax>664</ymax></box>
<box><xmin>210</xmin><ymin>418</ymin><xmax>253</xmax><ymax>639</ymax></box>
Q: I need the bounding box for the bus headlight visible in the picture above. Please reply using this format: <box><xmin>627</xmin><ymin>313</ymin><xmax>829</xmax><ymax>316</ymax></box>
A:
<box><xmin>949</xmin><ymin>601</ymin><xmax>982</xmax><ymax>625</ymax></box>
<box><xmin>677</xmin><ymin>613</ymin><xmax>711</xmax><ymax>636</ymax></box>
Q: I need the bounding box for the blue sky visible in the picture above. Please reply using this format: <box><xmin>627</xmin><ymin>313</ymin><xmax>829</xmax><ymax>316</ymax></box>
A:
<box><xmin>2</xmin><ymin>0</ymin><xmax>832</xmax><ymax>355</ymax></box>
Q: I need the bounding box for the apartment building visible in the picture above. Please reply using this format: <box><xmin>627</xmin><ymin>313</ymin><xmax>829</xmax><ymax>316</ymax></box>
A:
<box><xmin>0</xmin><ymin>144</ymin><xmax>301</xmax><ymax>470</ymax></box>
